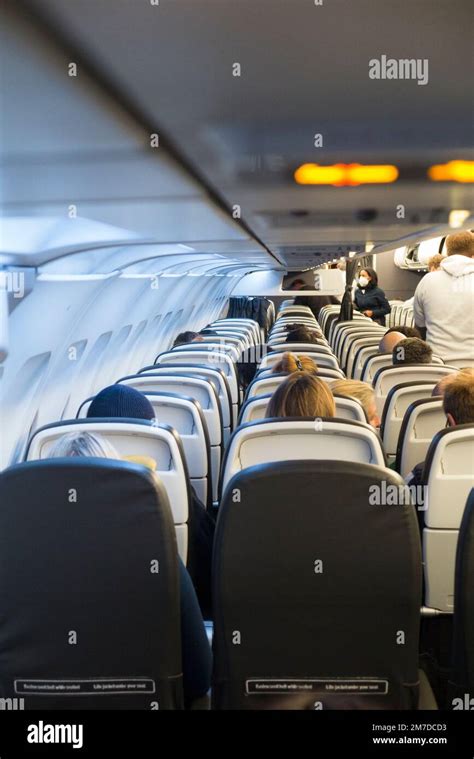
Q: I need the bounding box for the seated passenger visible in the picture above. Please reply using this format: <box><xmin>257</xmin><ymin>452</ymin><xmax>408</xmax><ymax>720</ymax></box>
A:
<box><xmin>265</xmin><ymin>373</ymin><xmax>336</xmax><ymax>418</ymax></box>
<box><xmin>271</xmin><ymin>352</ymin><xmax>318</xmax><ymax>375</ymax></box>
<box><xmin>330</xmin><ymin>378</ymin><xmax>380</xmax><ymax>428</ymax></box>
<box><xmin>379</xmin><ymin>330</ymin><xmax>406</xmax><ymax>354</ymax></box>
<box><xmin>172</xmin><ymin>331</ymin><xmax>204</xmax><ymax>348</ymax></box>
<box><xmin>237</xmin><ymin>345</ymin><xmax>271</xmax><ymax>391</ymax></box>
<box><xmin>48</xmin><ymin>431</ymin><xmax>212</xmax><ymax>708</ymax></box>
<box><xmin>285</xmin><ymin>326</ymin><xmax>322</xmax><ymax>344</ymax></box>
<box><xmin>406</xmin><ymin>373</ymin><xmax>474</xmax><ymax>518</ymax></box>
<box><xmin>87</xmin><ymin>384</ymin><xmax>215</xmax><ymax>619</ymax></box>
<box><xmin>384</xmin><ymin>325</ymin><xmax>422</xmax><ymax>340</ymax></box>
<box><xmin>392</xmin><ymin>337</ymin><xmax>433</xmax><ymax>365</ymax></box>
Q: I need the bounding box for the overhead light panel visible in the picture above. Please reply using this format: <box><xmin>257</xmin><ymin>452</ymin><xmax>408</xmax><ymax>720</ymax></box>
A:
<box><xmin>294</xmin><ymin>163</ymin><xmax>399</xmax><ymax>186</ymax></box>
<box><xmin>449</xmin><ymin>209</ymin><xmax>471</xmax><ymax>227</ymax></box>
<box><xmin>428</xmin><ymin>161</ymin><xmax>474</xmax><ymax>183</ymax></box>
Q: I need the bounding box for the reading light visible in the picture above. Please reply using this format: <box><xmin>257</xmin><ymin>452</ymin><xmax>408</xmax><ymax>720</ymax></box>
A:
<box><xmin>294</xmin><ymin>163</ymin><xmax>398</xmax><ymax>186</ymax></box>
<box><xmin>428</xmin><ymin>161</ymin><xmax>474</xmax><ymax>183</ymax></box>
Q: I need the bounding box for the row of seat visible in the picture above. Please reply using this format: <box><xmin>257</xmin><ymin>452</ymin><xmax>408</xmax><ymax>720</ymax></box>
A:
<box><xmin>1</xmin><ymin>303</ymin><xmax>472</xmax><ymax>708</ymax></box>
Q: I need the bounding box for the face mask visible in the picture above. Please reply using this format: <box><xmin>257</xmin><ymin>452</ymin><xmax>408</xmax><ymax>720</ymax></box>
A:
<box><xmin>358</xmin><ymin>276</ymin><xmax>369</xmax><ymax>288</ymax></box>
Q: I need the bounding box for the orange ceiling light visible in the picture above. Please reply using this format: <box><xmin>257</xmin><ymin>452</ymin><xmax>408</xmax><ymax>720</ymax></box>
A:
<box><xmin>294</xmin><ymin>163</ymin><xmax>399</xmax><ymax>186</ymax></box>
<box><xmin>428</xmin><ymin>160</ymin><xmax>474</xmax><ymax>183</ymax></box>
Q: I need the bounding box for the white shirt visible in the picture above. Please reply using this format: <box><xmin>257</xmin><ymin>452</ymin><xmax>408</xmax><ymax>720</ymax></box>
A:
<box><xmin>413</xmin><ymin>255</ymin><xmax>474</xmax><ymax>362</ymax></box>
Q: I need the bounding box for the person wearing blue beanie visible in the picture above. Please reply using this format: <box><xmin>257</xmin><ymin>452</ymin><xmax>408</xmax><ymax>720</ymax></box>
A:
<box><xmin>88</xmin><ymin>383</ymin><xmax>215</xmax><ymax>620</ymax></box>
<box><xmin>87</xmin><ymin>384</ymin><xmax>155</xmax><ymax>421</ymax></box>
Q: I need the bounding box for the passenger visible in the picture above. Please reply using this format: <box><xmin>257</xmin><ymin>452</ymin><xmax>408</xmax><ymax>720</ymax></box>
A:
<box><xmin>48</xmin><ymin>430</ymin><xmax>212</xmax><ymax>708</ymax></box>
<box><xmin>87</xmin><ymin>384</ymin><xmax>215</xmax><ymax>619</ymax></box>
<box><xmin>271</xmin><ymin>352</ymin><xmax>318</xmax><ymax>375</ymax></box>
<box><xmin>384</xmin><ymin>325</ymin><xmax>422</xmax><ymax>339</ymax></box>
<box><xmin>428</xmin><ymin>253</ymin><xmax>444</xmax><ymax>272</ymax></box>
<box><xmin>413</xmin><ymin>231</ymin><xmax>474</xmax><ymax>362</ymax></box>
<box><xmin>392</xmin><ymin>338</ymin><xmax>433</xmax><ymax>365</ymax></box>
<box><xmin>406</xmin><ymin>373</ymin><xmax>474</xmax><ymax>503</ymax></box>
<box><xmin>330</xmin><ymin>379</ymin><xmax>380</xmax><ymax>428</ymax></box>
<box><xmin>432</xmin><ymin>367</ymin><xmax>474</xmax><ymax>397</ymax></box>
<box><xmin>48</xmin><ymin>430</ymin><xmax>119</xmax><ymax>459</ymax></box>
<box><xmin>353</xmin><ymin>268</ymin><xmax>391</xmax><ymax>325</ymax></box>
<box><xmin>172</xmin><ymin>331</ymin><xmax>204</xmax><ymax>348</ymax></box>
<box><xmin>378</xmin><ymin>330</ymin><xmax>406</xmax><ymax>354</ymax></box>
<box><xmin>265</xmin><ymin>373</ymin><xmax>336</xmax><ymax>419</ymax></box>
<box><xmin>285</xmin><ymin>326</ymin><xmax>322</xmax><ymax>344</ymax></box>
<box><xmin>237</xmin><ymin>345</ymin><xmax>270</xmax><ymax>391</ymax></box>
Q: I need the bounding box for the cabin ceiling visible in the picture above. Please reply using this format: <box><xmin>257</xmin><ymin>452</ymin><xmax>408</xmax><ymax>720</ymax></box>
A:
<box><xmin>3</xmin><ymin>0</ymin><xmax>474</xmax><ymax>269</ymax></box>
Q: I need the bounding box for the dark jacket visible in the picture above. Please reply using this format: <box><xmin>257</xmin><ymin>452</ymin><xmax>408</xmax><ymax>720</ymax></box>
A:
<box><xmin>354</xmin><ymin>285</ymin><xmax>391</xmax><ymax>324</ymax></box>
<box><xmin>186</xmin><ymin>487</ymin><xmax>215</xmax><ymax>620</ymax></box>
<box><xmin>178</xmin><ymin>558</ymin><xmax>212</xmax><ymax>707</ymax></box>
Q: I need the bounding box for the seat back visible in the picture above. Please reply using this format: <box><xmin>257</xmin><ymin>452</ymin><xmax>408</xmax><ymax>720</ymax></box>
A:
<box><xmin>239</xmin><ymin>394</ymin><xmax>367</xmax><ymax>426</ymax></box>
<box><xmin>396</xmin><ymin>398</ymin><xmax>445</xmax><ymax>479</ymax></box>
<box><xmin>363</xmin><ymin>353</ymin><xmax>445</xmax><ymax>385</ymax></box>
<box><xmin>117</xmin><ymin>372</ymin><xmax>222</xmax><ymax>504</ymax></box>
<box><xmin>422</xmin><ymin>425</ymin><xmax>474</xmax><ymax>612</ymax></box>
<box><xmin>373</xmin><ymin>365</ymin><xmax>457</xmax><ymax>416</ymax></box>
<box><xmin>380</xmin><ymin>382</ymin><xmax>437</xmax><ymax>460</ymax></box>
<box><xmin>25</xmin><ymin>418</ymin><xmax>190</xmax><ymax>562</ymax></box>
<box><xmin>156</xmin><ymin>350</ymin><xmax>239</xmax><ymax>426</ymax></box>
<box><xmin>171</xmin><ymin>341</ymin><xmax>241</xmax><ymax>362</ymax></box>
<box><xmin>353</xmin><ymin>345</ymin><xmax>379</xmax><ymax>380</ymax></box>
<box><xmin>220</xmin><ymin>418</ymin><xmax>386</xmax><ymax>492</ymax></box>
<box><xmin>77</xmin><ymin>391</ymin><xmax>212</xmax><ymax>509</ymax></box>
<box><xmin>255</xmin><ymin>366</ymin><xmax>344</xmax><ymax>381</ymax></box>
<box><xmin>0</xmin><ymin>459</ymin><xmax>182</xmax><ymax>709</ymax></box>
<box><xmin>346</xmin><ymin>337</ymin><xmax>383</xmax><ymax>379</ymax></box>
<box><xmin>339</xmin><ymin>328</ymin><xmax>386</xmax><ymax>371</ymax></box>
<box><xmin>212</xmin><ymin>460</ymin><xmax>422</xmax><ymax>709</ymax></box>
<box><xmin>451</xmin><ymin>489</ymin><xmax>474</xmax><ymax>700</ymax></box>
<box><xmin>259</xmin><ymin>349</ymin><xmax>337</xmax><ymax>371</ymax></box>
<box><xmin>142</xmin><ymin>362</ymin><xmax>232</xmax><ymax>436</ymax></box>
<box><xmin>246</xmin><ymin>372</ymin><xmax>335</xmax><ymax>400</ymax></box>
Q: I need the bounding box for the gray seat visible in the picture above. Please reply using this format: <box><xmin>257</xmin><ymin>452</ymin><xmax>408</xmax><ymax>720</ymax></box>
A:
<box><xmin>422</xmin><ymin>425</ymin><xmax>474</xmax><ymax>612</ymax></box>
<box><xmin>24</xmin><ymin>417</ymin><xmax>190</xmax><ymax>562</ymax></box>
<box><xmin>396</xmin><ymin>397</ymin><xmax>446</xmax><ymax>479</ymax></box>
<box><xmin>220</xmin><ymin>417</ymin><xmax>386</xmax><ymax>493</ymax></box>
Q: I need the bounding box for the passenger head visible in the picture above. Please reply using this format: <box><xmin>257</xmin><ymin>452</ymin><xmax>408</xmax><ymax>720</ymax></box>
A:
<box><xmin>446</xmin><ymin>231</ymin><xmax>474</xmax><ymax>258</ymax></box>
<box><xmin>48</xmin><ymin>431</ymin><xmax>119</xmax><ymax>459</ymax></box>
<box><xmin>330</xmin><ymin>379</ymin><xmax>380</xmax><ymax>428</ymax></box>
<box><xmin>432</xmin><ymin>373</ymin><xmax>458</xmax><ymax>398</ymax></box>
<box><xmin>271</xmin><ymin>352</ymin><xmax>318</xmax><ymax>375</ymax></box>
<box><xmin>385</xmin><ymin>325</ymin><xmax>422</xmax><ymax>339</ymax></box>
<box><xmin>443</xmin><ymin>373</ymin><xmax>474</xmax><ymax>426</ymax></box>
<box><xmin>428</xmin><ymin>254</ymin><xmax>444</xmax><ymax>272</ymax></box>
<box><xmin>266</xmin><ymin>373</ymin><xmax>336</xmax><ymax>419</ymax></box>
<box><xmin>87</xmin><ymin>385</ymin><xmax>155</xmax><ymax>421</ymax></box>
<box><xmin>357</xmin><ymin>267</ymin><xmax>378</xmax><ymax>288</ymax></box>
<box><xmin>172</xmin><ymin>331</ymin><xmax>204</xmax><ymax>347</ymax></box>
<box><xmin>392</xmin><ymin>338</ymin><xmax>433</xmax><ymax>365</ymax></box>
<box><xmin>285</xmin><ymin>327</ymin><xmax>321</xmax><ymax>344</ymax></box>
<box><xmin>379</xmin><ymin>330</ymin><xmax>405</xmax><ymax>354</ymax></box>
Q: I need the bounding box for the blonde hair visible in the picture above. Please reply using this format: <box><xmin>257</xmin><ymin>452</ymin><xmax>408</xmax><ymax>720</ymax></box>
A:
<box><xmin>446</xmin><ymin>231</ymin><xmax>474</xmax><ymax>258</ymax></box>
<box><xmin>271</xmin><ymin>352</ymin><xmax>318</xmax><ymax>375</ymax></box>
<box><xmin>48</xmin><ymin>431</ymin><xmax>119</xmax><ymax>459</ymax></box>
<box><xmin>266</xmin><ymin>373</ymin><xmax>335</xmax><ymax>418</ymax></box>
<box><xmin>330</xmin><ymin>379</ymin><xmax>375</xmax><ymax>422</ymax></box>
